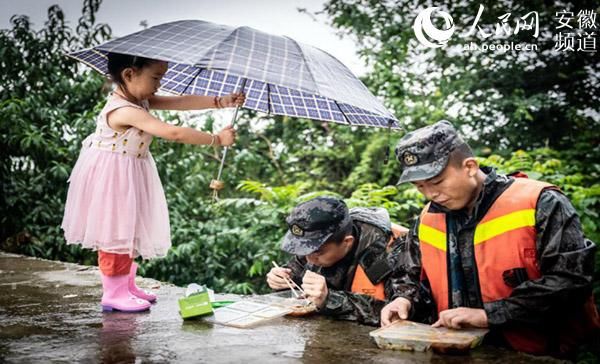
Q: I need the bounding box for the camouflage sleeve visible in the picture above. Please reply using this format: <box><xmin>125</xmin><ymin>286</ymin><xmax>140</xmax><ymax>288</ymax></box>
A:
<box><xmin>484</xmin><ymin>189</ymin><xmax>597</xmax><ymax>326</ymax></box>
<box><xmin>386</xmin><ymin>218</ymin><xmax>435</xmax><ymax>323</ymax></box>
<box><xmin>318</xmin><ymin>289</ymin><xmax>386</xmax><ymax>326</ymax></box>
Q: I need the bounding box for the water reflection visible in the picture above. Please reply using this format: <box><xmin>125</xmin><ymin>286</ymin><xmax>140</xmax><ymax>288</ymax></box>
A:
<box><xmin>99</xmin><ymin>312</ymin><xmax>140</xmax><ymax>363</ymax></box>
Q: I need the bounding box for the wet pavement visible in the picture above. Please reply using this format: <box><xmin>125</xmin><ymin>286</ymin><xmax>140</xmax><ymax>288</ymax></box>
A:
<box><xmin>0</xmin><ymin>252</ymin><xmax>564</xmax><ymax>363</ymax></box>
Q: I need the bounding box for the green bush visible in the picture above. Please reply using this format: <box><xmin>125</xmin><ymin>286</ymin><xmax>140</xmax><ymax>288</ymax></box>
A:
<box><xmin>0</xmin><ymin>0</ymin><xmax>110</xmax><ymax>265</ymax></box>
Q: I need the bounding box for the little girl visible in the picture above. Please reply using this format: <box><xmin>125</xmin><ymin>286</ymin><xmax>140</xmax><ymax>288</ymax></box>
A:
<box><xmin>61</xmin><ymin>52</ymin><xmax>245</xmax><ymax>312</ymax></box>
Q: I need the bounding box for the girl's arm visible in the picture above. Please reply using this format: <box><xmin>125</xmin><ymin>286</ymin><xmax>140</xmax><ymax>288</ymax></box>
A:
<box><xmin>148</xmin><ymin>93</ymin><xmax>245</xmax><ymax>110</ymax></box>
<box><xmin>107</xmin><ymin>107</ymin><xmax>235</xmax><ymax>146</ymax></box>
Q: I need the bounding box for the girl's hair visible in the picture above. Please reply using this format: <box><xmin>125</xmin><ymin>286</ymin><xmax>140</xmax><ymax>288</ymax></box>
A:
<box><xmin>106</xmin><ymin>52</ymin><xmax>160</xmax><ymax>85</ymax></box>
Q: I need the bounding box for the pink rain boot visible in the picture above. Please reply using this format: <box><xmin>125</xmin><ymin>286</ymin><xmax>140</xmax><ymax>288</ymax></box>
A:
<box><xmin>128</xmin><ymin>263</ymin><xmax>157</xmax><ymax>303</ymax></box>
<box><xmin>101</xmin><ymin>273</ymin><xmax>151</xmax><ymax>312</ymax></box>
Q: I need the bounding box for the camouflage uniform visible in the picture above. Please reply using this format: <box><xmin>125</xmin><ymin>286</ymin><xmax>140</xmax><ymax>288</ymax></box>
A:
<box><xmin>393</xmin><ymin>120</ymin><xmax>598</xmax><ymax>352</ymax></box>
<box><xmin>280</xmin><ymin>197</ymin><xmax>414</xmax><ymax>326</ymax></box>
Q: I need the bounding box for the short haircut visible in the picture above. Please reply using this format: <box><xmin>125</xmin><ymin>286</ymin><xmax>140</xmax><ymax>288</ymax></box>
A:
<box><xmin>328</xmin><ymin>220</ymin><xmax>353</xmax><ymax>245</ymax></box>
<box><xmin>447</xmin><ymin>142</ymin><xmax>474</xmax><ymax>168</ymax></box>
<box><xmin>106</xmin><ymin>52</ymin><xmax>160</xmax><ymax>85</ymax></box>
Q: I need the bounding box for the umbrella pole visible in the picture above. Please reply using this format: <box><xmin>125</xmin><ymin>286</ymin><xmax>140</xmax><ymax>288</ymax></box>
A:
<box><xmin>211</xmin><ymin>78</ymin><xmax>247</xmax><ymax>201</ymax></box>
<box><xmin>214</xmin><ymin>106</ymin><xmax>240</xmax><ymax>180</ymax></box>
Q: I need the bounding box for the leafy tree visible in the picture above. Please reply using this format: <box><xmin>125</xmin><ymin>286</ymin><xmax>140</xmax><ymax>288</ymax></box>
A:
<box><xmin>0</xmin><ymin>0</ymin><xmax>111</xmax><ymax>263</ymax></box>
<box><xmin>320</xmin><ymin>0</ymin><xmax>599</xmax><ymax>166</ymax></box>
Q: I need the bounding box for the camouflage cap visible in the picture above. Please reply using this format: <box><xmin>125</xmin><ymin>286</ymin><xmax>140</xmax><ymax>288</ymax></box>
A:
<box><xmin>281</xmin><ymin>197</ymin><xmax>351</xmax><ymax>256</ymax></box>
<box><xmin>394</xmin><ymin>120</ymin><xmax>465</xmax><ymax>184</ymax></box>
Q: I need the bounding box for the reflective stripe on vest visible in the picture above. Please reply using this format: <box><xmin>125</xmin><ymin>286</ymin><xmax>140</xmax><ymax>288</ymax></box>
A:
<box><xmin>418</xmin><ymin>210</ymin><xmax>449</xmax><ymax>312</ymax></box>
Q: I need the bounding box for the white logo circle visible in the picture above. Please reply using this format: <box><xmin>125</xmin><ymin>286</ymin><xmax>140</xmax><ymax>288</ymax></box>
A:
<box><xmin>413</xmin><ymin>7</ymin><xmax>455</xmax><ymax>48</ymax></box>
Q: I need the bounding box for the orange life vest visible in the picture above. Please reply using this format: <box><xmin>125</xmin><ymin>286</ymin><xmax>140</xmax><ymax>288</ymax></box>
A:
<box><xmin>350</xmin><ymin>223</ymin><xmax>407</xmax><ymax>301</ymax></box>
<box><xmin>351</xmin><ymin>265</ymin><xmax>386</xmax><ymax>300</ymax></box>
<box><xmin>418</xmin><ymin>178</ymin><xmax>600</xmax><ymax>354</ymax></box>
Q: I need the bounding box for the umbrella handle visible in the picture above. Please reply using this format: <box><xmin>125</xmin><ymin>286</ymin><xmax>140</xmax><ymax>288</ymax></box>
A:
<box><xmin>214</xmin><ymin>78</ymin><xmax>247</xmax><ymax>185</ymax></box>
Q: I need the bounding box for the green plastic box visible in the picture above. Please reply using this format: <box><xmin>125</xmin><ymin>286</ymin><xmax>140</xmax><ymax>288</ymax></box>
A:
<box><xmin>178</xmin><ymin>287</ymin><xmax>213</xmax><ymax>319</ymax></box>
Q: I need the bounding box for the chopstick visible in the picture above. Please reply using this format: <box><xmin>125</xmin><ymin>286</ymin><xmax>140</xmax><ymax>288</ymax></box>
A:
<box><xmin>271</xmin><ymin>261</ymin><xmax>306</xmax><ymax>297</ymax></box>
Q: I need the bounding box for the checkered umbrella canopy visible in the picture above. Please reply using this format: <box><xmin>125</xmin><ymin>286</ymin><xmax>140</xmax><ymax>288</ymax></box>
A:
<box><xmin>68</xmin><ymin>20</ymin><xmax>398</xmax><ymax>128</ymax></box>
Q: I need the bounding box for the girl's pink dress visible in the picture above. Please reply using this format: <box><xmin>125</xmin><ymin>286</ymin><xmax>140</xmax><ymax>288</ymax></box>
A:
<box><xmin>61</xmin><ymin>94</ymin><xmax>171</xmax><ymax>258</ymax></box>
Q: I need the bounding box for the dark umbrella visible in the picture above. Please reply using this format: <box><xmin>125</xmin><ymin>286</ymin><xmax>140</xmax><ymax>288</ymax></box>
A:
<box><xmin>68</xmin><ymin>20</ymin><xmax>399</xmax><ymax>197</ymax></box>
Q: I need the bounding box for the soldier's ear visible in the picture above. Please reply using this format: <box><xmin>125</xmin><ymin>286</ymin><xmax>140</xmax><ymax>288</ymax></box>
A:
<box><xmin>343</xmin><ymin>235</ymin><xmax>354</xmax><ymax>248</ymax></box>
<box><xmin>464</xmin><ymin>157</ymin><xmax>479</xmax><ymax>177</ymax></box>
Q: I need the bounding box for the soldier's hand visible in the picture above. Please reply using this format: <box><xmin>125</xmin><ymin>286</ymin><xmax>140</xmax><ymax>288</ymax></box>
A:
<box><xmin>381</xmin><ymin>297</ymin><xmax>412</xmax><ymax>327</ymax></box>
<box><xmin>432</xmin><ymin>307</ymin><xmax>488</xmax><ymax>329</ymax></box>
<box><xmin>301</xmin><ymin>270</ymin><xmax>328</xmax><ymax>309</ymax></box>
<box><xmin>266</xmin><ymin>267</ymin><xmax>292</xmax><ymax>290</ymax></box>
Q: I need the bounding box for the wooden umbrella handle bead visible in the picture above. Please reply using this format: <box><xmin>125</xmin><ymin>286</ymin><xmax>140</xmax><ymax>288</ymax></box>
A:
<box><xmin>209</xmin><ymin>179</ymin><xmax>225</xmax><ymax>191</ymax></box>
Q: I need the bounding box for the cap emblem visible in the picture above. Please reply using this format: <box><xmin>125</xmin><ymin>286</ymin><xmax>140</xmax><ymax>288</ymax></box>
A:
<box><xmin>403</xmin><ymin>151</ymin><xmax>418</xmax><ymax>166</ymax></box>
<box><xmin>291</xmin><ymin>224</ymin><xmax>304</xmax><ymax>236</ymax></box>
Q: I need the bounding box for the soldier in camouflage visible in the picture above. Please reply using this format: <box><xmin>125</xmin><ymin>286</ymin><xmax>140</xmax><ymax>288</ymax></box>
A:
<box><xmin>382</xmin><ymin>120</ymin><xmax>599</xmax><ymax>357</ymax></box>
<box><xmin>266</xmin><ymin>196</ymin><xmax>412</xmax><ymax>326</ymax></box>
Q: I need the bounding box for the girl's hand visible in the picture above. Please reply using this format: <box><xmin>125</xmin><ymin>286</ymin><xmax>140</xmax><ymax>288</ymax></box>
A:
<box><xmin>219</xmin><ymin>92</ymin><xmax>245</xmax><ymax>108</ymax></box>
<box><xmin>217</xmin><ymin>125</ymin><xmax>236</xmax><ymax>146</ymax></box>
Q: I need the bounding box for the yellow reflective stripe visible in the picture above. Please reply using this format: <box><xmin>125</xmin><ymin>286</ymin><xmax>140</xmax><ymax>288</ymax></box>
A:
<box><xmin>419</xmin><ymin>224</ymin><xmax>447</xmax><ymax>251</ymax></box>
<box><xmin>474</xmin><ymin>209</ymin><xmax>536</xmax><ymax>245</ymax></box>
